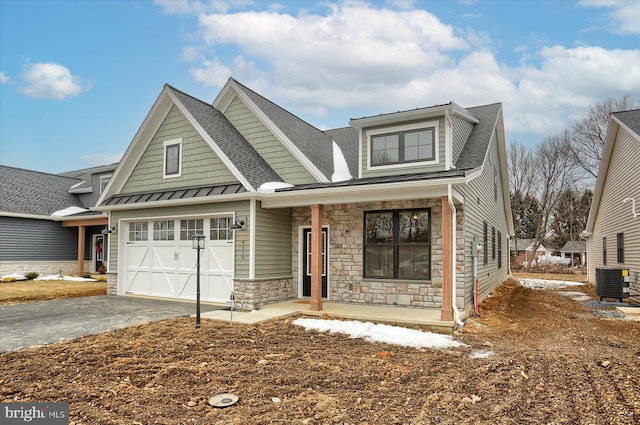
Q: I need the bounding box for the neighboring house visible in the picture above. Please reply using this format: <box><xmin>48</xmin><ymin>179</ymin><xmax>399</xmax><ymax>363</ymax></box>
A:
<box><xmin>559</xmin><ymin>240</ymin><xmax>587</xmax><ymax>266</ymax></box>
<box><xmin>510</xmin><ymin>238</ymin><xmax>547</xmax><ymax>265</ymax></box>
<box><xmin>584</xmin><ymin>109</ymin><xmax>640</xmax><ymax>297</ymax></box>
<box><xmin>0</xmin><ymin>164</ymin><xmax>114</xmax><ymax>276</ymax></box>
<box><xmin>95</xmin><ymin>78</ymin><xmax>513</xmax><ymax>326</ymax></box>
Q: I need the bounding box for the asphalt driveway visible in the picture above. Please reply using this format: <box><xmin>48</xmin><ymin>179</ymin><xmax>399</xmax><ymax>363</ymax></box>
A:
<box><xmin>0</xmin><ymin>295</ymin><xmax>225</xmax><ymax>353</ymax></box>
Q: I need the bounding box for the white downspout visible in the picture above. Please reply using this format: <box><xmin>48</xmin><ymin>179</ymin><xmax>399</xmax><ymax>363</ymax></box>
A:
<box><xmin>448</xmin><ymin>184</ymin><xmax>464</xmax><ymax>327</ymax></box>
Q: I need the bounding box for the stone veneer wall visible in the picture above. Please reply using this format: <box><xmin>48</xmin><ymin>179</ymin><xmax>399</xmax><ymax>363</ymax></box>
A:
<box><xmin>106</xmin><ymin>272</ymin><xmax>118</xmax><ymax>295</ymax></box>
<box><xmin>292</xmin><ymin>199</ymin><xmax>465</xmax><ymax>309</ymax></box>
<box><xmin>0</xmin><ymin>261</ymin><xmax>90</xmax><ymax>277</ymax></box>
<box><xmin>233</xmin><ymin>276</ymin><xmax>295</xmax><ymax>310</ymax></box>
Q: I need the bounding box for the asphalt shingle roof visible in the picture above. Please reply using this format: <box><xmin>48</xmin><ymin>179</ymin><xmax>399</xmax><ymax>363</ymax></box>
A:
<box><xmin>0</xmin><ymin>165</ymin><xmax>85</xmax><ymax>216</ymax></box>
<box><xmin>455</xmin><ymin>103</ymin><xmax>501</xmax><ymax>170</ymax></box>
<box><xmin>167</xmin><ymin>85</ymin><xmax>283</xmax><ymax>189</ymax></box>
<box><xmin>613</xmin><ymin>109</ymin><xmax>640</xmax><ymax>137</ymax></box>
<box><xmin>231</xmin><ymin>78</ymin><xmax>336</xmax><ymax>181</ymax></box>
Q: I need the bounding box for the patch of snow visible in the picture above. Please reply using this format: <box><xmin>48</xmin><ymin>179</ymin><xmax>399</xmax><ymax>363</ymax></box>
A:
<box><xmin>293</xmin><ymin>318</ymin><xmax>466</xmax><ymax>349</ymax></box>
<box><xmin>470</xmin><ymin>350</ymin><xmax>494</xmax><ymax>359</ymax></box>
<box><xmin>1</xmin><ymin>273</ymin><xmax>26</xmax><ymax>281</ymax></box>
<box><xmin>36</xmin><ymin>275</ymin><xmax>97</xmax><ymax>282</ymax></box>
<box><xmin>257</xmin><ymin>182</ymin><xmax>294</xmax><ymax>193</ymax></box>
<box><xmin>70</xmin><ymin>180</ymin><xmax>86</xmax><ymax>189</ymax></box>
<box><xmin>51</xmin><ymin>206</ymin><xmax>88</xmax><ymax>217</ymax></box>
<box><xmin>331</xmin><ymin>141</ymin><xmax>352</xmax><ymax>182</ymax></box>
<box><xmin>557</xmin><ymin>291</ymin><xmax>592</xmax><ymax>302</ymax></box>
<box><xmin>517</xmin><ymin>278</ymin><xmax>585</xmax><ymax>290</ymax></box>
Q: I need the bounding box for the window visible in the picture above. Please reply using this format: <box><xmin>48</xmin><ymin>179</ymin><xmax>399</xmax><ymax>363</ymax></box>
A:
<box><xmin>210</xmin><ymin>217</ymin><xmax>232</xmax><ymax>241</ymax></box>
<box><xmin>153</xmin><ymin>220</ymin><xmax>174</xmax><ymax>241</ymax></box>
<box><xmin>163</xmin><ymin>139</ymin><xmax>182</xmax><ymax>177</ymax></box>
<box><xmin>491</xmin><ymin>226</ymin><xmax>496</xmax><ymax>260</ymax></box>
<box><xmin>498</xmin><ymin>231</ymin><xmax>502</xmax><ymax>268</ymax></box>
<box><xmin>370</xmin><ymin>128</ymin><xmax>435</xmax><ymax>166</ymax></box>
<box><xmin>180</xmin><ymin>219</ymin><xmax>203</xmax><ymax>240</ymax></box>
<box><xmin>483</xmin><ymin>221</ymin><xmax>488</xmax><ymax>265</ymax></box>
<box><xmin>99</xmin><ymin>175</ymin><xmax>111</xmax><ymax>194</ymax></box>
<box><xmin>617</xmin><ymin>233</ymin><xmax>624</xmax><ymax>263</ymax></box>
<box><xmin>494</xmin><ymin>167</ymin><xmax>498</xmax><ymax>202</ymax></box>
<box><xmin>364</xmin><ymin>209</ymin><xmax>431</xmax><ymax>280</ymax></box>
<box><xmin>603</xmin><ymin>237</ymin><xmax>607</xmax><ymax>265</ymax></box>
<box><xmin>129</xmin><ymin>222</ymin><xmax>148</xmax><ymax>241</ymax></box>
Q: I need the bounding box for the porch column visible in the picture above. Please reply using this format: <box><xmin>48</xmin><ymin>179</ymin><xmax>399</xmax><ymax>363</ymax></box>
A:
<box><xmin>77</xmin><ymin>225</ymin><xmax>86</xmax><ymax>274</ymax></box>
<box><xmin>310</xmin><ymin>204</ymin><xmax>323</xmax><ymax>311</ymax></box>
<box><xmin>440</xmin><ymin>197</ymin><xmax>454</xmax><ymax>321</ymax></box>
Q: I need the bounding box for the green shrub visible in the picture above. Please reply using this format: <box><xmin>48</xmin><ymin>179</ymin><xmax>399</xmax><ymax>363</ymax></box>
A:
<box><xmin>25</xmin><ymin>272</ymin><xmax>39</xmax><ymax>280</ymax></box>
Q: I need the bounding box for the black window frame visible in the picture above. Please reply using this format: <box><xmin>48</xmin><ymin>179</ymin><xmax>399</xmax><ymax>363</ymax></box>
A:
<box><xmin>363</xmin><ymin>208</ymin><xmax>431</xmax><ymax>280</ymax></box>
<box><xmin>370</xmin><ymin>127</ymin><xmax>436</xmax><ymax>167</ymax></box>
<box><xmin>617</xmin><ymin>233</ymin><xmax>624</xmax><ymax>263</ymax></box>
<box><xmin>498</xmin><ymin>231</ymin><xmax>503</xmax><ymax>268</ymax></box>
<box><xmin>491</xmin><ymin>226</ymin><xmax>496</xmax><ymax>260</ymax></box>
<box><xmin>603</xmin><ymin>237</ymin><xmax>607</xmax><ymax>265</ymax></box>
<box><xmin>165</xmin><ymin>143</ymin><xmax>181</xmax><ymax>176</ymax></box>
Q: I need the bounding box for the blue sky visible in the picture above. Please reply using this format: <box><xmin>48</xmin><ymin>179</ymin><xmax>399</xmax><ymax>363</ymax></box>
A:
<box><xmin>1</xmin><ymin>0</ymin><xmax>638</xmax><ymax>174</ymax></box>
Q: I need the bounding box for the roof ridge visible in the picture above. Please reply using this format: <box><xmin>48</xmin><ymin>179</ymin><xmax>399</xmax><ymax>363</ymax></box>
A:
<box><xmin>165</xmin><ymin>84</ymin><xmax>215</xmax><ymax>109</ymax></box>
<box><xmin>0</xmin><ymin>164</ymin><xmax>82</xmax><ymax>181</ymax></box>
<box><xmin>230</xmin><ymin>78</ymin><xmax>330</xmax><ymax>138</ymax></box>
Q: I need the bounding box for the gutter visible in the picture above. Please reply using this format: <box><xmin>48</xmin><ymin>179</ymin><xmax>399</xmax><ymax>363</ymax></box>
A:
<box><xmin>447</xmin><ymin>184</ymin><xmax>465</xmax><ymax>327</ymax></box>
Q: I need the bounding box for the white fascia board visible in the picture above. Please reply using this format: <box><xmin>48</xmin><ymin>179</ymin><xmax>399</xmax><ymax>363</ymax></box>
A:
<box><xmin>350</xmin><ymin>103</ymin><xmax>453</xmax><ymax>129</ymax></box>
<box><xmin>69</xmin><ymin>186</ymin><xmax>93</xmax><ymax>194</ymax></box>
<box><xmin>166</xmin><ymin>89</ymin><xmax>255</xmax><ymax>192</ymax></box>
<box><xmin>260</xmin><ymin>177</ymin><xmax>468</xmax><ymax>209</ymax></box>
<box><xmin>357</xmin><ymin>128</ymin><xmax>363</xmax><ymax>179</ymax></box>
<box><xmin>451</xmin><ymin>102</ymin><xmax>479</xmax><ymax>124</ymax></box>
<box><xmin>225</xmin><ymin>80</ymin><xmax>329</xmax><ymax>183</ymax></box>
<box><xmin>92</xmin><ymin>191</ymin><xmax>255</xmax><ymax>212</ymax></box>
<box><xmin>97</xmin><ymin>88</ymin><xmax>174</xmax><ymax>206</ymax></box>
<box><xmin>494</xmin><ymin>108</ymin><xmax>515</xmax><ymax>236</ymax></box>
<box><xmin>586</xmin><ymin>118</ymin><xmax>620</xmax><ymax>232</ymax></box>
<box><xmin>445</xmin><ymin>110</ymin><xmax>452</xmax><ymax>170</ymax></box>
<box><xmin>0</xmin><ymin>212</ymin><xmax>57</xmax><ymax>221</ymax></box>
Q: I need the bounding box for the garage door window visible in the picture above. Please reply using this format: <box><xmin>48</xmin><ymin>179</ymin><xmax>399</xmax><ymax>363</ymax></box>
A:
<box><xmin>180</xmin><ymin>219</ymin><xmax>203</xmax><ymax>240</ymax></box>
<box><xmin>129</xmin><ymin>222</ymin><xmax>148</xmax><ymax>241</ymax></box>
<box><xmin>210</xmin><ymin>217</ymin><xmax>232</xmax><ymax>241</ymax></box>
<box><xmin>153</xmin><ymin>220</ymin><xmax>175</xmax><ymax>240</ymax></box>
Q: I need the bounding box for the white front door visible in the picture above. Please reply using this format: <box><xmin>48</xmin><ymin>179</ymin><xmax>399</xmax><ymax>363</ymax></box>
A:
<box><xmin>122</xmin><ymin>216</ymin><xmax>234</xmax><ymax>303</ymax></box>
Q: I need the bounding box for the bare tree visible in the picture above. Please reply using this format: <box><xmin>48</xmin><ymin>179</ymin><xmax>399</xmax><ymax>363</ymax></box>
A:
<box><xmin>508</xmin><ymin>140</ymin><xmax>536</xmax><ymax>198</ymax></box>
<box><xmin>528</xmin><ymin>131</ymin><xmax>578</xmax><ymax>267</ymax></box>
<box><xmin>569</xmin><ymin>95</ymin><xmax>638</xmax><ymax>179</ymax></box>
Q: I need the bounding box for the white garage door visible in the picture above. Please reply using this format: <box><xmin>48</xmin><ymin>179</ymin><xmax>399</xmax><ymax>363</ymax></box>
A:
<box><xmin>123</xmin><ymin>216</ymin><xmax>234</xmax><ymax>303</ymax></box>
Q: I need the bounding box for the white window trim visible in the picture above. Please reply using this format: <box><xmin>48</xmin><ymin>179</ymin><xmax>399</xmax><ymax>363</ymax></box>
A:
<box><xmin>163</xmin><ymin>138</ymin><xmax>182</xmax><ymax>179</ymax></box>
<box><xmin>99</xmin><ymin>174</ymin><xmax>112</xmax><ymax>194</ymax></box>
<box><xmin>367</xmin><ymin>121</ymin><xmax>439</xmax><ymax>171</ymax></box>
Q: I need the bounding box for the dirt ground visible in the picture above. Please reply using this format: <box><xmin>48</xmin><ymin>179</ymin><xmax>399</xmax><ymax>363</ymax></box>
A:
<box><xmin>1</xmin><ymin>275</ymin><xmax>639</xmax><ymax>424</ymax></box>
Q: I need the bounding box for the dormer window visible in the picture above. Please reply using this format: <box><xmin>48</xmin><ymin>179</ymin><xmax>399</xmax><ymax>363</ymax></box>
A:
<box><xmin>368</xmin><ymin>121</ymin><xmax>438</xmax><ymax>169</ymax></box>
<box><xmin>163</xmin><ymin>139</ymin><xmax>182</xmax><ymax>178</ymax></box>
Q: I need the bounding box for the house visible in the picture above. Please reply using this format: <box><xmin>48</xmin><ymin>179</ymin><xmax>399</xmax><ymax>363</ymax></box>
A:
<box><xmin>0</xmin><ymin>164</ymin><xmax>115</xmax><ymax>276</ymax></box>
<box><xmin>558</xmin><ymin>240</ymin><xmax>587</xmax><ymax>266</ymax></box>
<box><xmin>95</xmin><ymin>78</ymin><xmax>513</xmax><ymax>326</ymax></box>
<box><xmin>510</xmin><ymin>238</ymin><xmax>547</xmax><ymax>265</ymax></box>
<box><xmin>583</xmin><ymin>109</ymin><xmax>640</xmax><ymax>297</ymax></box>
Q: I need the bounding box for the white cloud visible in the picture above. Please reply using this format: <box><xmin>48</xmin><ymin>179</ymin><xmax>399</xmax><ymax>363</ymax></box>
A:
<box><xmin>579</xmin><ymin>0</ymin><xmax>640</xmax><ymax>35</ymax></box>
<box><xmin>78</xmin><ymin>152</ymin><xmax>122</xmax><ymax>167</ymax></box>
<box><xmin>19</xmin><ymin>62</ymin><xmax>90</xmax><ymax>100</ymax></box>
<box><xmin>0</xmin><ymin>72</ymin><xmax>9</xmax><ymax>84</ymax></box>
<box><xmin>167</xmin><ymin>2</ymin><xmax>640</xmax><ymax>140</ymax></box>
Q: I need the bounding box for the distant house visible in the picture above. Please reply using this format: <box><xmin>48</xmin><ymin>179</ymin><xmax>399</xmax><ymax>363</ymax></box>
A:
<box><xmin>584</xmin><ymin>109</ymin><xmax>640</xmax><ymax>295</ymax></box>
<box><xmin>559</xmin><ymin>240</ymin><xmax>587</xmax><ymax>266</ymax></box>
<box><xmin>0</xmin><ymin>164</ymin><xmax>116</xmax><ymax>276</ymax></box>
<box><xmin>510</xmin><ymin>238</ymin><xmax>547</xmax><ymax>265</ymax></box>
<box><xmin>94</xmin><ymin>78</ymin><xmax>514</xmax><ymax>326</ymax></box>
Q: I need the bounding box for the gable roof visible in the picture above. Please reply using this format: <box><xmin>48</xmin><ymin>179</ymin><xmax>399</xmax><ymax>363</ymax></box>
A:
<box><xmin>166</xmin><ymin>85</ymin><xmax>282</xmax><ymax>189</ymax></box>
<box><xmin>560</xmin><ymin>240</ymin><xmax>587</xmax><ymax>253</ymax></box>
<box><xmin>215</xmin><ymin>78</ymin><xmax>337</xmax><ymax>182</ymax></box>
<box><xmin>455</xmin><ymin>103</ymin><xmax>502</xmax><ymax>170</ymax></box>
<box><xmin>585</xmin><ymin>109</ymin><xmax>640</xmax><ymax>233</ymax></box>
<box><xmin>0</xmin><ymin>165</ymin><xmax>85</xmax><ymax>217</ymax></box>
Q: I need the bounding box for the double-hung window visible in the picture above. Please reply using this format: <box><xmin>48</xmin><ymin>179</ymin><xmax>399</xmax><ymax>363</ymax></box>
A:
<box><xmin>370</xmin><ymin>126</ymin><xmax>436</xmax><ymax>167</ymax></box>
<box><xmin>163</xmin><ymin>139</ymin><xmax>182</xmax><ymax>178</ymax></box>
<box><xmin>617</xmin><ymin>233</ymin><xmax>624</xmax><ymax>263</ymax></box>
<box><xmin>364</xmin><ymin>209</ymin><xmax>431</xmax><ymax>280</ymax></box>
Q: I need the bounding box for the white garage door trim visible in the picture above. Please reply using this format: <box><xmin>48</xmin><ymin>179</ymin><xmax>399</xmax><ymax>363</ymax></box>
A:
<box><xmin>119</xmin><ymin>214</ymin><xmax>234</xmax><ymax>303</ymax></box>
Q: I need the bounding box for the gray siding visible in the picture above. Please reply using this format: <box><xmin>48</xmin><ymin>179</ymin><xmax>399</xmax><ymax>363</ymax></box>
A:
<box><xmin>451</xmin><ymin>115</ymin><xmax>474</xmax><ymax>165</ymax></box>
<box><xmin>255</xmin><ymin>203</ymin><xmax>292</xmax><ymax>278</ymax></box>
<box><xmin>0</xmin><ymin>217</ymin><xmax>77</xmax><ymax>261</ymax></box>
<box><xmin>122</xmin><ymin>105</ymin><xmax>237</xmax><ymax>194</ymax></box>
<box><xmin>457</xmin><ymin>132</ymin><xmax>510</xmax><ymax>311</ymax></box>
<box><xmin>361</xmin><ymin>117</ymin><xmax>446</xmax><ymax>179</ymax></box>
<box><xmin>588</xmin><ymin>128</ymin><xmax>640</xmax><ymax>282</ymax></box>
<box><xmin>223</xmin><ymin>97</ymin><xmax>317</xmax><ymax>185</ymax></box>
